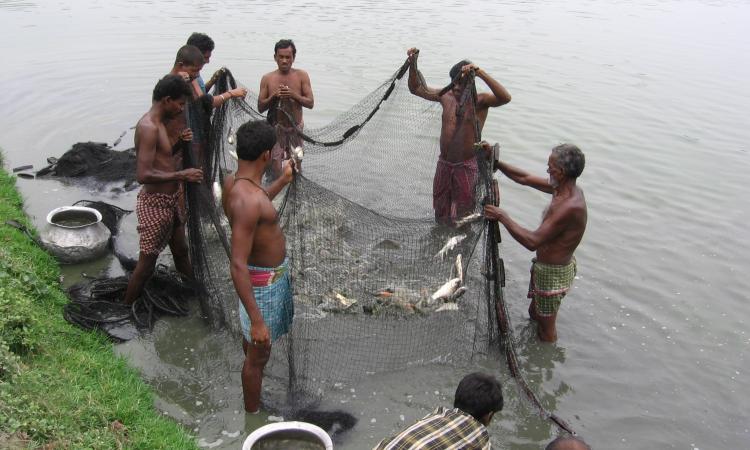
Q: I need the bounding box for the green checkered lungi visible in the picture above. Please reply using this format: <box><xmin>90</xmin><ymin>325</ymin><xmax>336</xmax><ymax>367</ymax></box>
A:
<box><xmin>527</xmin><ymin>257</ymin><xmax>577</xmax><ymax>316</ymax></box>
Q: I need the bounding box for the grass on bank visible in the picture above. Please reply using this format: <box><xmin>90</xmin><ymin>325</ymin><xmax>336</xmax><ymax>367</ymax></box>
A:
<box><xmin>0</xmin><ymin>156</ymin><xmax>198</xmax><ymax>449</ymax></box>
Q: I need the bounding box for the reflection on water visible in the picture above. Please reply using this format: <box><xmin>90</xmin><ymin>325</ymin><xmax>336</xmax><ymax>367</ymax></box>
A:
<box><xmin>3</xmin><ymin>0</ymin><xmax>750</xmax><ymax>449</ymax></box>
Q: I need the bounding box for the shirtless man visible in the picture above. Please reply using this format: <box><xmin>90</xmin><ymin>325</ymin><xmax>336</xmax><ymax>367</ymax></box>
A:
<box><xmin>484</xmin><ymin>144</ymin><xmax>587</xmax><ymax>342</ymax></box>
<box><xmin>258</xmin><ymin>39</ymin><xmax>314</xmax><ymax>178</ymax></box>
<box><xmin>168</xmin><ymin>44</ymin><xmax>247</xmax><ymax>165</ymax></box>
<box><xmin>222</xmin><ymin>120</ymin><xmax>295</xmax><ymax>413</ymax></box>
<box><xmin>406</xmin><ymin>47</ymin><xmax>512</xmax><ymax>226</ymax></box>
<box><xmin>122</xmin><ymin>75</ymin><xmax>203</xmax><ymax>305</ymax></box>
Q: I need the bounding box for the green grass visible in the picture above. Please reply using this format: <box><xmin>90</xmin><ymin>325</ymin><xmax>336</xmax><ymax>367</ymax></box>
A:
<box><xmin>0</xmin><ymin>153</ymin><xmax>198</xmax><ymax>449</ymax></box>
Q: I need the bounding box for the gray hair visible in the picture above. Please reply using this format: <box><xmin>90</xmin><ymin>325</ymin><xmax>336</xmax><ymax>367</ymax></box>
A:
<box><xmin>552</xmin><ymin>144</ymin><xmax>585</xmax><ymax>179</ymax></box>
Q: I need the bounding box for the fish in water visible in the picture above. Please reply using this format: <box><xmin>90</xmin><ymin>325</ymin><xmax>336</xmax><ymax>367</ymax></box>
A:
<box><xmin>454</xmin><ymin>212</ymin><xmax>483</xmax><ymax>228</ymax></box>
<box><xmin>430</xmin><ymin>277</ymin><xmax>461</xmax><ymax>303</ymax></box>
<box><xmin>227</xmin><ymin>127</ymin><xmax>235</xmax><ymax>145</ymax></box>
<box><xmin>435</xmin><ymin>234</ymin><xmax>466</xmax><ymax>259</ymax></box>
<box><xmin>292</xmin><ymin>146</ymin><xmax>304</xmax><ymax>162</ymax></box>
<box><xmin>321</xmin><ymin>292</ymin><xmax>357</xmax><ymax>312</ymax></box>
<box><xmin>228</xmin><ymin>149</ymin><xmax>238</xmax><ymax>160</ymax></box>
<box><xmin>436</xmin><ymin>303</ymin><xmax>459</xmax><ymax>312</ymax></box>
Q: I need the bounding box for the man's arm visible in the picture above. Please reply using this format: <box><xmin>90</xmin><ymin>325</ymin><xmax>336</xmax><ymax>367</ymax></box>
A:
<box><xmin>464</xmin><ymin>65</ymin><xmax>511</xmax><ymax>108</ymax></box>
<box><xmin>136</xmin><ymin>123</ymin><xmax>202</xmax><ymax>184</ymax></box>
<box><xmin>495</xmin><ymin>159</ymin><xmax>553</xmax><ymax>194</ymax></box>
<box><xmin>258</xmin><ymin>74</ymin><xmax>275</xmax><ymax>113</ymax></box>
<box><xmin>484</xmin><ymin>204</ymin><xmax>569</xmax><ymax>251</ymax></box>
<box><xmin>265</xmin><ymin>160</ymin><xmax>295</xmax><ymax>199</ymax></box>
<box><xmin>211</xmin><ymin>87</ymin><xmax>248</xmax><ymax>108</ymax></box>
<box><xmin>406</xmin><ymin>48</ymin><xmax>441</xmax><ymax>102</ymax></box>
<box><xmin>229</xmin><ymin>195</ymin><xmax>270</xmax><ymax>345</ymax></box>
<box><xmin>285</xmin><ymin>70</ymin><xmax>314</xmax><ymax>109</ymax></box>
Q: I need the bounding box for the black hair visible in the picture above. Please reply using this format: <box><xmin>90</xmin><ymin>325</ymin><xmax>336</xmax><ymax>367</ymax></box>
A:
<box><xmin>186</xmin><ymin>33</ymin><xmax>215</xmax><ymax>53</ymax></box>
<box><xmin>449</xmin><ymin>59</ymin><xmax>472</xmax><ymax>80</ymax></box>
<box><xmin>174</xmin><ymin>45</ymin><xmax>205</xmax><ymax>67</ymax></box>
<box><xmin>274</xmin><ymin>39</ymin><xmax>297</xmax><ymax>57</ymax></box>
<box><xmin>152</xmin><ymin>74</ymin><xmax>193</xmax><ymax>102</ymax></box>
<box><xmin>545</xmin><ymin>436</ymin><xmax>592</xmax><ymax>450</ymax></box>
<box><xmin>236</xmin><ymin>120</ymin><xmax>277</xmax><ymax>161</ymax></box>
<box><xmin>551</xmin><ymin>144</ymin><xmax>585</xmax><ymax>179</ymax></box>
<box><xmin>453</xmin><ymin>372</ymin><xmax>503</xmax><ymax>422</ymax></box>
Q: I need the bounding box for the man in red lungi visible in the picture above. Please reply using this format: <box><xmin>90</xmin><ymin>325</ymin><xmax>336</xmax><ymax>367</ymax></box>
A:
<box><xmin>406</xmin><ymin>48</ymin><xmax>512</xmax><ymax>226</ymax></box>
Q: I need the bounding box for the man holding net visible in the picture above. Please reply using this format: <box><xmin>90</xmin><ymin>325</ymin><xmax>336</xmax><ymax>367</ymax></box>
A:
<box><xmin>258</xmin><ymin>39</ymin><xmax>314</xmax><ymax>179</ymax></box>
<box><xmin>484</xmin><ymin>144</ymin><xmax>587</xmax><ymax>342</ymax></box>
<box><xmin>222</xmin><ymin>120</ymin><xmax>296</xmax><ymax>413</ymax></box>
<box><xmin>122</xmin><ymin>75</ymin><xmax>203</xmax><ymax>305</ymax></box>
<box><xmin>406</xmin><ymin>48</ymin><xmax>512</xmax><ymax>226</ymax></box>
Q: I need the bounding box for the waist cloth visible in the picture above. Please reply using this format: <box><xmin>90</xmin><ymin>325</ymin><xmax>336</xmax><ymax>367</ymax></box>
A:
<box><xmin>239</xmin><ymin>257</ymin><xmax>294</xmax><ymax>343</ymax></box>
<box><xmin>433</xmin><ymin>156</ymin><xmax>479</xmax><ymax>225</ymax></box>
<box><xmin>527</xmin><ymin>257</ymin><xmax>577</xmax><ymax>317</ymax></box>
<box><xmin>136</xmin><ymin>187</ymin><xmax>186</xmax><ymax>256</ymax></box>
<box><xmin>271</xmin><ymin>121</ymin><xmax>304</xmax><ymax>165</ymax></box>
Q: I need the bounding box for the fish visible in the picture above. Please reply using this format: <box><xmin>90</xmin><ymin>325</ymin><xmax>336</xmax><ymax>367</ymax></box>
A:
<box><xmin>454</xmin><ymin>212</ymin><xmax>483</xmax><ymax>228</ymax></box>
<box><xmin>212</xmin><ymin>181</ymin><xmax>222</xmax><ymax>205</ymax></box>
<box><xmin>430</xmin><ymin>277</ymin><xmax>461</xmax><ymax>303</ymax></box>
<box><xmin>449</xmin><ymin>286</ymin><xmax>467</xmax><ymax>301</ymax></box>
<box><xmin>227</xmin><ymin>127</ymin><xmax>235</xmax><ymax>145</ymax></box>
<box><xmin>454</xmin><ymin>254</ymin><xmax>463</xmax><ymax>285</ymax></box>
<box><xmin>229</xmin><ymin>149</ymin><xmax>238</xmax><ymax>160</ymax></box>
<box><xmin>321</xmin><ymin>292</ymin><xmax>357</xmax><ymax>312</ymax></box>
<box><xmin>435</xmin><ymin>234</ymin><xmax>466</xmax><ymax>259</ymax></box>
<box><xmin>292</xmin><ymin>146</ymin><xmax>304</xmax><ymax>162</ymax></box>
<box><xmin>436</xmin><ymin>303</ymin><xmax>459</xmax><ymax>312</ymax></box>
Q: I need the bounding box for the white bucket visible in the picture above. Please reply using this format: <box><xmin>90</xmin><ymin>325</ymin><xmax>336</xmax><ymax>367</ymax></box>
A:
<box><xmin>241</xmin><ymin>421</ymin><xmax>333</xmax><ymax>450</ymax></box>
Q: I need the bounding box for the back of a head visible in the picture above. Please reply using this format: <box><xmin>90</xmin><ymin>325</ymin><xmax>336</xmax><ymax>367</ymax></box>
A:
<box><xmin>551</xmin><ymin>144</ymin><xmax>585</xmax><ymax>179</ymax></box>
<box><xmin>449</xmin><ymin>59</ymin><xmax>472</xmax><ymax>80</ymax></box>
<box><xmin>453</xmin><ymin>372</ymin><xmax>503</xmax><ymax>422</ymax></box>
<box><xmin>174</xmin><ymin>44</ymin><xmax>205</xmax><ymax>67</ymax></box>
<box><xmin>545</xmin><ymin>436</ymin><xmax>591</xmax><ymax>450</ymax></box>
<box><xmin>186</xmin><ymin>32</ymin><xmax>215</xmax><ymax>53</ymax></box>
<box><xmin>274</xmin><ymin>38</ymin><xmax>297</xmax><ymax>57</ymax></box>
<box><xmin>236</xmin><ymin>120</ymin><xmax>277</xmax><ymax>161</ymax></box>
<box><xmin>152</xmin><ymin>74</ymin><xmax>193</xmax><ymax>102</ymax></box>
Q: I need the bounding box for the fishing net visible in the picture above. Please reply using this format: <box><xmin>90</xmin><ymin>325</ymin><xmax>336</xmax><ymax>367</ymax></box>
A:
<box><xmin>36</xmin><ymin>141</ymin><xmax>137</xmax><ymax>187</ymax></box>
<box><xmin>179</xmin><ymin>59</ymin><xmax>575</xmax><ymax>434</ymax></box>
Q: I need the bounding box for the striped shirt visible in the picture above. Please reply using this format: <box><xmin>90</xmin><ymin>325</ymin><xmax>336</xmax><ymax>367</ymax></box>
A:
<box><xmin>374</xmin><ymin>407</ymin><xmax>491</xmax><ymax>450</ymax></box>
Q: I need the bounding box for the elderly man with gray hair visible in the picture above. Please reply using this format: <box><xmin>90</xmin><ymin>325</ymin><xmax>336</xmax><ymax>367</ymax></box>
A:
<box><xmin>484</xmin><ymin>143</ymin><xmax>587</xmax><ymax>342</ymax></box>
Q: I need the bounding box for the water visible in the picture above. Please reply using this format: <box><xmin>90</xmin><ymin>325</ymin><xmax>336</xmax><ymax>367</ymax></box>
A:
<box><xmin>2</xmin><ymin>0</ymin><xmax>749</xmax><ymax>449</ymax></box>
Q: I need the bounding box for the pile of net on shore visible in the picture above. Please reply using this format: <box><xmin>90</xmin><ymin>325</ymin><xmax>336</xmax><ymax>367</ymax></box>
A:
<box><xmin>178</xmin><ymin>61</ymin><xmax>574</xmax><ymax>434</ymax></box>
<box><xmin>36</xmin><ymin>141</ymin><xmax>138</xmax><ymax>190</ymax></box>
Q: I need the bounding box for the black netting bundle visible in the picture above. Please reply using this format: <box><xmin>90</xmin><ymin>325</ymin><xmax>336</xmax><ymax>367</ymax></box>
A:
<box><xmin>37</xmin><ymin>141</ymin><xmax>136</xmax><ymax>185</ymax></box>
<box><xmin>177</xmin><ymin>60</ymin><xmax>574</xmax><ymax>433</ymax></box>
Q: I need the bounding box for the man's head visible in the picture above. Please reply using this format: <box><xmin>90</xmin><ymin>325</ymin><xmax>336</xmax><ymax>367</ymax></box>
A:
<box><xmin>187</xmin><ymin>32</ymin><xmax>215</xmax><ymax>64</ymax></box>
<box><xmin>453</xmin><ymin>372</ymin><xmax>503</xmax><ymax>426</ymax></box>
<box><xmin>236</xmin><ymin>120</ymin><xmax>277</xmax><ymax>167</ymax></box>
<box><xmin>274</xmin><ymin>39</ymin><xmax>297</xmax><ymax>73</ymax></box>
<box><xmin>174</xmin><ymin>45</ymin><xmax>206</xmax><ymax>80</ymax></box>
<box><xmin>448</xmin><ymin>59</ymin><xmax>472</xmax><ymax>96</ymax></box>
<box><xmin>548</xmin><ymin>144</ymin><xmax>585</xmax><ymax>187</ymax></box>
<box><xmin>545</xmin><ymin>435</ymin><xmax>591</xmax><ymax>450</ymax></box>
<box><xmin>152</xmin><ymin>74</ymin><xmax>193</xmax><ymax>118</ymax></box>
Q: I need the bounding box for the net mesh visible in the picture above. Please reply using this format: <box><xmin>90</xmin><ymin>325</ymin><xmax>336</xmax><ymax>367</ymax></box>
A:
<box><xmin>180</xmin><ymin>60</ymin><xmax>574</xmax><ymax>434</ymax></box>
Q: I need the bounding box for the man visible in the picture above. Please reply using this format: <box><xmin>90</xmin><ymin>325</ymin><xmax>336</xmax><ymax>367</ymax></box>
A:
<box><xmin>258</xmin><ymin>39</ymin><xmax>314</xmax><ymax>178</ymax></box>
<box><xmin>546</xmin><ymin>435</ymin><xmax>592</xmax><ymax>450</ymax></box>
<box><xmin>222</xmin><ymin>120</ymin><xmax>295</xmax><ymax>413</ymax></box>
<box><xmin>484</xmin><ymin>144</ymin><xmax>587</xmax><ymax>342</ymax></box>
<box><xmin>186</xmin><ymin>32</ymin><xmax>217</xmax><ymax>95</ymax></box>
<box><xmin>406</xmin><ymin>48</ymin><xmax>511</xmax><ymax>226</ymax></box>
<box><xmin>122</xmin><ymin>75</ymin><xmax>203</xmax><ymax>305</ymax></box>
<box><xmin>374</xmin><ymin>372</ymin><xmax>503</xmax><ymax>450</ymax></box>
<box><xmin>168</xmin><ymin>44</ymin><xmax>247</xmax><ymax>164</ymax></box>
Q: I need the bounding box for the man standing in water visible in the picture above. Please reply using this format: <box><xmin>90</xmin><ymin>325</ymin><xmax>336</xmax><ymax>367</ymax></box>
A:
<box><xmin>406</xmin><ymin>47</ymin><xmax>512</xmax><ymax>226</ymax></box>
<box><xmin>484</xmin><ymin>144</ymin><xmax>587</xmax><ymax>342</ymax></box>
<box><xmin>258</xmin><ymin>39</ymin><xmax>314</xmax><ymax>178</ymax></box>
<box><xmin>223</xmin><ymin>120</ymin><xmax>295</xmax><ymax>413</ymax></box>
<box><xmin>123</xmin><ymin>75</ymin><xmax>203</xmax><ymax>305</ymax></box>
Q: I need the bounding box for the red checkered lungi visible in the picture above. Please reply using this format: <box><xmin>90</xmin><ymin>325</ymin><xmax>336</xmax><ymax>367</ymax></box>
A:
<box><xmin>433</xmin><ymin>156</ymin><xmax>479</xmax><ymax>225</ymax></box>
<box><xmin>136</xmin><ymin>188</ymin><xmax>186</xmax><ymax>256</ymax></box>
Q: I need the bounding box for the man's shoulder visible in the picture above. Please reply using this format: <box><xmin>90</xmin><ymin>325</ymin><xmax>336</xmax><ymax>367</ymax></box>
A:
<box><xmin>135</xmin><ymin>114</ymin><xmax>159</xmax><ymax>135</ymax></box>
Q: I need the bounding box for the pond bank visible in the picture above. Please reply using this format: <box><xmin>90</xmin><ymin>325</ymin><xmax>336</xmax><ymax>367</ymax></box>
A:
<box><xmin>0</xmin><ymin>154</ymin><xmax>198</xmax><ymax>449</ymax></box>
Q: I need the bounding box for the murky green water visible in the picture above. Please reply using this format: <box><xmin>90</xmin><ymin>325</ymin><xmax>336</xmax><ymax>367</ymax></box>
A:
<box><xmin>2</xmin><ymin>0</ymin><xmax>749</xmax><ymax>449</ymax></box>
